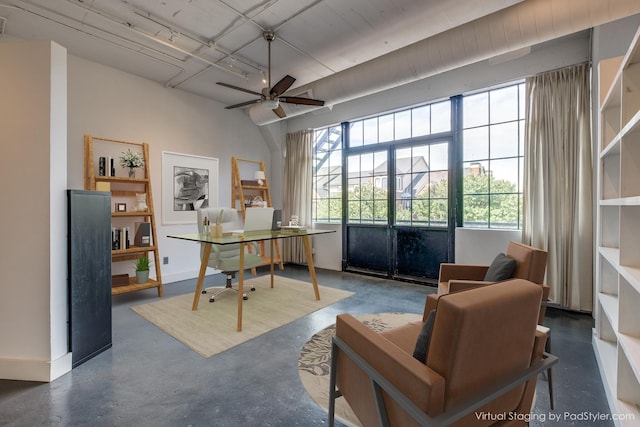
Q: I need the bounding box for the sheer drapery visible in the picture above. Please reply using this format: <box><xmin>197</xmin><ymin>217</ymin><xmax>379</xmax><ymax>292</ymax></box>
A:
<box><xmin>522</xmin><ymin>63</ymin><xmax>593</xmax><ymax>311</ymax></box>
<box><xmin>283</xmin><ymin>129</ymin><xmax>314</xmax><ymax>264</ymax></box>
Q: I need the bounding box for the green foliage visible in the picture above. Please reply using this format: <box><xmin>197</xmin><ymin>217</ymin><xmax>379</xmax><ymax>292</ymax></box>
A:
<box><xmin>135</xmin><ymin>256</ymin><xmax>151</xmax><ymax>271</ymax></box>
<box><xmin>347</xmin><ymin>183</ymin><xmax>388</xmax><ymax>222</ymax></box>
<box><xmin>314</xmin><ymin>197</ymin><xmax>342</xmax><ymax>222</ymax></box>
<box><xmin>461</xmin><ymin>174</ymin><xmax>519</xmax><ymax>226</ymax></box>
<box><xmin>315</xmin><ymin>174</ymin><xmax>520</xmax><ymax>228</ymax></box>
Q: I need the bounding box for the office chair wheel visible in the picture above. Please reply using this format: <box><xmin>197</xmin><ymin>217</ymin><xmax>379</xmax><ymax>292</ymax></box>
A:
<box><xmin>251</xmin><ymin>286</ymin><xmax>256</xmax><ymax>292</ymax></box>
<box><xmin>243</xmin><ymin>293</ymin><xmax>248</xmax><ymax>300</ymax></box>
<box><xmin>209</xmin><ymin>297</ymin><xmax>215</xmax><ymax>303</ymax></box>
<box><xmin>202</xmin><ymin>290</ymin><xmax>207</xmax><ymax>294</ymax></box>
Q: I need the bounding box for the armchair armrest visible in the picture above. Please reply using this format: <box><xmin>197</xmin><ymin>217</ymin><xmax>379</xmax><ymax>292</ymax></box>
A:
<box><xmin>438</xmin><ymin>264</ymin><xmax>489</xmax><ymax>283</ymax></box>
<box><xmin>448</xmin><ymin>279</ymin><xmax>496</xmax><ymax>293</ymax></box>
<box><xmin>333</xmin><ymin>314</ymin><xmax>446</xmax><ymax>423</ymax></box>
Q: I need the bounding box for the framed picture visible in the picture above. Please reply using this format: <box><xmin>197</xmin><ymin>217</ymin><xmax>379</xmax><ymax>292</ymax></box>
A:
<box><xmin>115</xmin><ymin>203</ymin><xmax>127</xmax><ymax>212</ymax></box>
<box><xmin>162</xmin><ymin>152</ymin><xmax>219</xmax><ymax>225</ymax></box>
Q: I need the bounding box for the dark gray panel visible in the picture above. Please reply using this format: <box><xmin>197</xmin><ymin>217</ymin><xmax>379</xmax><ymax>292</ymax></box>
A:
<box><xmin>67</xmin><ymin>190</ymin><xmax>112</xmax><ymax>368</ymax></box>
<box><xmin>394</xmin><ymin>228</ymin><xmax>449</xmax><ymax>280</ymax></box>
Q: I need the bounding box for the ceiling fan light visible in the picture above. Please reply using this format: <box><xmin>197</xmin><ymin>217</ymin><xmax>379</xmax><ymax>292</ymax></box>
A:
<box><xmin>262</xmin><ymin>99</ymin><xmax>279</xmax><ymax>110</ymax></box>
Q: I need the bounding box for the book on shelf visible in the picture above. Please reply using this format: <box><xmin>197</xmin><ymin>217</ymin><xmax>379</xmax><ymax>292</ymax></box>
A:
<box><xmin>111</xmin><ymin>227</ymin><xmax>130</xmax><ymax>250</ymax></box>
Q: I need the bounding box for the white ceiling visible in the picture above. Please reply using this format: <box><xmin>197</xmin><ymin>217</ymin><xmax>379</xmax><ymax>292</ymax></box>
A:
<box><xmin>0</xmin><ymin>0</ymin><xmax>524</xmax><ymax>110</ymax></box>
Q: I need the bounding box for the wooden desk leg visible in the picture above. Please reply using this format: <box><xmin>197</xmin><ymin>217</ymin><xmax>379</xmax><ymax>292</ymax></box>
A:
<box><xmin>270</xmin><ymin>239</ymin><xmax>275</xmax><ymax>288</ymax></box>
<box><xmin>192</xmin><ymin>243</ymin><xmax>212</xmax><ymax>311</ymax></box>
<box><xmin>302</xmin><ymin>235</ymin><xmax>320</xmax><ymax>300</ymax></box>
<box><xmin>237</xmin><ymin>243</ymin><xmax>244</xmax><ymax>332</ymax></box>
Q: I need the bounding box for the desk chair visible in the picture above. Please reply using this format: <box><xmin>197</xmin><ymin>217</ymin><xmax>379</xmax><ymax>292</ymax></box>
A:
<box><xmin>197</xmin><ymin>208</ymin><xmax>264</xmax><ymax>303</ymax></box>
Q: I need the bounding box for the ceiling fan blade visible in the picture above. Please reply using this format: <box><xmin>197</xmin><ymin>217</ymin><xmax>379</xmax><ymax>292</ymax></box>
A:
<box><xmin>272</xmin><ymin>105</ymin><xmax>286</xmax><ymax>118</ymax></box>
<box><xmin>279</xmin><ymin>96</ymin><xmax>325</xmax><ymax>107</ymax></box>
<box><xmin>217</xmin><ymin>82</ymin><xmax>263</xmax><ymax>97</ymax></box>
<box><xmin>225</xmin><ymin>99</ymin><xmax>263</xmax><ymax>109</ymax></box>
<box><xmin>270</xmin><ymin>75</ymin><xmax>296</xmax><ymax>97</ymax></box>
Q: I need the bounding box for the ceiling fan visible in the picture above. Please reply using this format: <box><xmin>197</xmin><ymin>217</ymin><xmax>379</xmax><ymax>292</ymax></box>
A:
<box><xmin>217</xmin><ymin>30</ymin><xmax>325</xmax><ymax>118</ymax></box>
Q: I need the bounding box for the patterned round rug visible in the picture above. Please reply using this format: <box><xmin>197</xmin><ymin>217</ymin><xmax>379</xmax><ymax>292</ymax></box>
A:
<box><xmin>297</xmin><ymin>312</ymin><xmax>422</xmax><ymax>427</ymax></box>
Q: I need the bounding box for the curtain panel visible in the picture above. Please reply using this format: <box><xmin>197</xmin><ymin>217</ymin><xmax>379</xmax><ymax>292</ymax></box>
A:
<box><xmin>522</xmin><ymin>62</ymin><xmax>593</xmax><ymax>311</ymax></box>
<box><xmin>283</xmin><ymin>129</ymin><xmax>314</xmax><ymax>264</ymax></box>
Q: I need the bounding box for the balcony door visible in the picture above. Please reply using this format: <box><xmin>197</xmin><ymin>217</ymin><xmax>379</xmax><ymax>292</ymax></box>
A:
<box><xmin>344</xmin><ymin>139</ymin><xmax>454</xmax><ymax>283</ymax></box>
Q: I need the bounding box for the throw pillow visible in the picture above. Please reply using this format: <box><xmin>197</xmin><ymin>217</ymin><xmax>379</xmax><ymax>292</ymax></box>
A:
<box><xmin>413</xmin><ymin>309</ymin><xmax>436</xmax><ymax>364</ymax></box>
<box><xmin>484</xmin><ymin>252</ymin><xmax>517</xmax><ymax>282</ymax></box>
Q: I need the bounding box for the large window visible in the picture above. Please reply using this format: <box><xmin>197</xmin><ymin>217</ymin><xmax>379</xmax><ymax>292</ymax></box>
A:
<box><xmin>462</xmin><ymin>83</ymin><xmax>524</xmax><ymax>228</ymax></box>
<box><xmin>312</xmin><ymin>126</ymin><xmax>343</xmax><ymax>222</ymax></box>
<box><xmin>395</xmin><ymin>142</ymin><xmax>449</xmax><ymax>227</ymax></box>
<box><xmin>346</xmin><ymin>151</ymin><xmax>388</xmax><ymax>224</ymax></box>
<box><xmin>311</xmin><ymin>82</ymin><xmax>524</xmax><ymax>229</ymax></box>
<box><xmin>348</xmin><ymin>100</ymin><xmax>451</xmax><ymax>146</ymax></box>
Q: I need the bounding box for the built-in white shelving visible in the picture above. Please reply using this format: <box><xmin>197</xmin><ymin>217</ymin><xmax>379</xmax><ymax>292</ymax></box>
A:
<box><xmin>594</xmin><ymin>23</ymin><xmax>640</xmax><ymax>426</ymax></box>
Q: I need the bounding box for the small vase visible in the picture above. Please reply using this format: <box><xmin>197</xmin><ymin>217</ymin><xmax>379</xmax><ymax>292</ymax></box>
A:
<box><xmin>128</xmin><ymin>167</ymin><xmax>136</xmax><ymax>178</ymax></box>
<box><xmin>136</xmin><ymin>270</ymin><xmax>149</xmax><ymax>284</ymax></box>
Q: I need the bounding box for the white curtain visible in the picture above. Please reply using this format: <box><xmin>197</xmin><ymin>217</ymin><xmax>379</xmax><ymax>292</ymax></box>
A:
<box><xmin>522</xmin><ymin>63</ymin><xmax>593</xmax><ymax>311</ymax></box>
<box><xmin>283</xmin><ymin>129</ymin><xmax>314</xmax><ymax>264</ymax></box>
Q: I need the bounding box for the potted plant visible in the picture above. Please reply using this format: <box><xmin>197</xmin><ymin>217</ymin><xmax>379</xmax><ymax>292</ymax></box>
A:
<box><xmin>135</xmin><ymin>256</ymin><xmax>151</xmax><ymax>284</ymax></box>
<box><xmin>119</xmin><ymin>148</ymin><xmax>144</xmax><ymax>178</ymax></box>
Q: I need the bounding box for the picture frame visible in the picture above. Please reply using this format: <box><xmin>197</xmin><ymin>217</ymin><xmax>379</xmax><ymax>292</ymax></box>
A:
<box><xmin>115</xmin><ymin>203</ymin><xmax>127</xmax><ymax>212</ymax></box>
<box><xmin>162</xmin><ymin>151</ymin><xmax>219</xmax><ymax>225</ymax></box>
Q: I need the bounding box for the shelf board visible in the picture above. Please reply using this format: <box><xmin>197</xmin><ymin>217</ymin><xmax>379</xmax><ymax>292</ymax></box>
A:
<box><xmin>241</xmin><ymin>185</ymin><xmax>269</xmax><ymax>190</ymax></box>
<box><xmin>112</xmin><ymin>211</ymin><xmax>152</xmax><ymax>217</ymax></box>
<box><xmin>622</xmin><ymin>109</ymin><xmax>640</xmax><ymax>137</ymax></box>
<box><xmin>95</xmin><ymin>176</ymin><xmax>149</xmax><ymax>183</ymax></box>
<box><xmin>601</xmin><ymin>135</ymin><xmax>622</xmax><ymax>158</ymax></box>
<box><xmin>620</xmin><ymin>265</ymin><xmax>640</xmax><ymax>295</ymax></box>
<box><xmin>112</xmin><ymin>245</ymin><xmax>157</xmax><ymax>256</ymax></box>
<box><xmin>593</xmin><ymin>333</ymin><xmax>618</xmax><ymax>391</ymax></box>
<box><xmin>592</xmin><ymin>337</ymin><xmax>640</xmax><ymax>427</ymax></box>
<box><xmin>112</xmin><ymin>277</ymin><xmax>161</xmax><ymax>296</ymax></box>
<box><xmin>600</xmin><ymin>247</ymin><xmax>621</xmax><ymax>267</ymax></box>
<box><xmin>619</xmin><ymin>333</ymin><xmax>640</xmax><ymax>385</ymax></box>
<box><xmin>599</xmin><ymin>292</ymin><xmax>620</xmax><ymax>332</ymax></box>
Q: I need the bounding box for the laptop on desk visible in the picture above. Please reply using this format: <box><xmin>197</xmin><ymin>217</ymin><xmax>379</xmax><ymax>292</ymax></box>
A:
<box><xmin>231</xmin><ymin>207</ymin><xmax>275</xmax><ymax>235</ymax></box>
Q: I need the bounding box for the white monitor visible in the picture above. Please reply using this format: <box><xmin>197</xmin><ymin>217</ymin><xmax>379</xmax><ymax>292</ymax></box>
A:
<box><xmin>239</xmin><ymin>207</ymin><xmax>275</xmax><ymax>233</ymax></box>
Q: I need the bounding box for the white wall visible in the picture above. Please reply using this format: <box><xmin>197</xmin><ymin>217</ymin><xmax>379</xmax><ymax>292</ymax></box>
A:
<box><xmin>67</xmin><ymin>56</ymin><xmax>271</xmax><ymax>283</ymax></box>
<box><xmin>0</xmin><ymin>41</ymin><xmax>272</xmax><ymax>381</ymax></box>
<box><xmin>0</xmin><ymin>40</ymin><xmax>70</xmax><ymax>381</ymax></box>
<box><xmin>455</xmin><ymin>229</ymin><xmax>522</xmax><ymax>265</ymax></box>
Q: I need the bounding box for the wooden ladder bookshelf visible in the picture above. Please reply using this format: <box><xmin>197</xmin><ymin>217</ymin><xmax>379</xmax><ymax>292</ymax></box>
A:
<box><xmin>231</xmin><ymin>156</ymin><xmax>284</xmax><ymax>269</ymax></box>
<box><xmin>84</xmin><ymin>134</ymin><xmax>164</xmax><ymax>297</ymax></box>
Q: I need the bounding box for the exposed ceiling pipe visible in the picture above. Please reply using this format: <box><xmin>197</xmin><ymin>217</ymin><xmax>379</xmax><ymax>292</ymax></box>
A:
<box><xmin>249</xmin><ymin>0</ymin><xmax>640</xmax><ymax>126</ymax></box>
<box><xmin>61</xmin><ymin>0</ymin><xmax>247</xmax><ymax>79</ymax></box>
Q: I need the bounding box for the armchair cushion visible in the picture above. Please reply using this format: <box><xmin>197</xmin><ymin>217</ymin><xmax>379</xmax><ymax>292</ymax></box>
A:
<box><xmin>483</xmin><ymin>253</ymin><xmax>516</xmax><ymax>282</ymax></box>
<box><xmin>412</xmin><ymin>309</ymin><xmax>435</xmax><ymax>363</ymax></box>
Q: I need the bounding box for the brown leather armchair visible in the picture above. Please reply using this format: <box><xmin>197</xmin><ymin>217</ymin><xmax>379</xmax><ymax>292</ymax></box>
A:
<box><xmin>430</xmin><ymin>241</ymin><xmax>554</xmax><ymax>410</ymax></box>
<box><xmin>436</xmin><ymin>241</ymin><xmax>549</xmax><ymax>323</ymax></box>
<box><xmin>328</xmin><ymin>279</ymin><xmax>557</xmax><ymax>427</ymax></box>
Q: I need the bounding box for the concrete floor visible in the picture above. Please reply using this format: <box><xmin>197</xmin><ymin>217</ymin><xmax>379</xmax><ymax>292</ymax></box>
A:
<box><xmin>0</xmin><ymin>266</ymin><xmax>611</xmax><ymax>426</ymax></box>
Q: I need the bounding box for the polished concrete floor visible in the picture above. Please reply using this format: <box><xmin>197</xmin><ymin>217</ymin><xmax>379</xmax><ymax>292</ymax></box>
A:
<box><xmin>0</xmin><ymin>266</ymin><xmax>611</xmax><ymax>426</ymax></box>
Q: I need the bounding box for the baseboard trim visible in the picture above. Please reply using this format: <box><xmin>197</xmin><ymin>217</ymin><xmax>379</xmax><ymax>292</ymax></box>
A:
<box><xmin>0</xmin><ymin>352</ymin><xmax>72</xmax><ymax>382</ymax></box>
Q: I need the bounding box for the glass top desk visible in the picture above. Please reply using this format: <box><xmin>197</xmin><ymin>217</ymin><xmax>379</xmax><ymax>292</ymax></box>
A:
<box><xmin>167</xmin><ymin>229</ymin><xmax>335</xmax><ymax>331</ymax></box>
